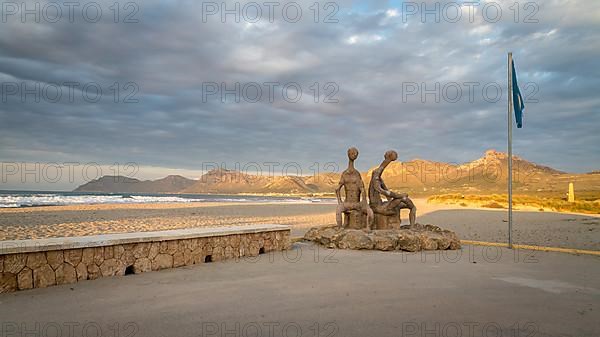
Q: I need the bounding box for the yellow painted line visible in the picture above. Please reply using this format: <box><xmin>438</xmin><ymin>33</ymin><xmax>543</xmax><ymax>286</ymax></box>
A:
<box><xmin>461</xmin><ymin>240</ymin><xmax>600</xmax><ymax>256</ymax></box>
<box><xmin>461</xmin><ymin>240</ymin><xmax>507</xmax><ymax>248</ymax></box>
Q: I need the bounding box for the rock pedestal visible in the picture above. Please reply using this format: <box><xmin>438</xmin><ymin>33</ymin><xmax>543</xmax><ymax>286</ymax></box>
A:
<box><xmin>372</xmin><ymin>214</ymin><xmax>401</xmax><ymax>230</ymax></box>
<box><xmin>346</xmin><ymin>210</ymin><xmax>367</xmax><ymax>229</ymax></box>
<box><xmin>304</xmin><ymin>223</ymin><xmax>461</xmax><ymax>252</ymax></box>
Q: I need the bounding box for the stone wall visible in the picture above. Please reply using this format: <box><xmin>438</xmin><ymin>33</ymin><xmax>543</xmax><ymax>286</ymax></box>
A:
<box><xmin>0</xmin><ymin>225</ymin><xmax>290</xmax><ymax>294</ymax></box>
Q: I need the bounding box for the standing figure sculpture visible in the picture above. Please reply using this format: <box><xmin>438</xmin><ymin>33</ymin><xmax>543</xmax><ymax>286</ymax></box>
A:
<box><xmin>368</xmin><ymin>150</ymin><xmax>417</xmax><ymax>229</ymax></box>
<box><xmin>335</xmin><ymin>147</ymin><xmax>373</xmax><ymax>230</ymax></box>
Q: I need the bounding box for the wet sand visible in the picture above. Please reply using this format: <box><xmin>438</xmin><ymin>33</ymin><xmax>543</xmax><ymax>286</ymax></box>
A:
<box><xmin>0</xmin><ymin>199</ymin><xmax>598</xmax><ymax>250</ymax></box>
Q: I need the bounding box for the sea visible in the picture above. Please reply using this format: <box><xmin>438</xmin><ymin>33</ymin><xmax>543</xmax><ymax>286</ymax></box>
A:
<box><xmin>0</xmin><ymin>190</ymin><xmax>331</xmax><ymax>208</ymax></box>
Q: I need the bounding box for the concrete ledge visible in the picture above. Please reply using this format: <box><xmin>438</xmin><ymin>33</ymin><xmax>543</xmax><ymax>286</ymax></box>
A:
<box><xmin>0</xmin><ymin>225</ymin><xmax>291</xmax><ymax>294</ymax></box>
<box><xmin>0</xmin><ymin>224</ymin><xmax>290</xmax><ymax>255</ymax></box>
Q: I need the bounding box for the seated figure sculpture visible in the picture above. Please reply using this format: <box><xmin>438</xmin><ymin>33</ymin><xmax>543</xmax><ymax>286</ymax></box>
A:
<box><xmin>368</xmin><ymin>150</ymin><xmax>417</xmax><ymax>229</ymax></box>
<box><xmin>335</xmin><ymin>147</ymin><xmax>373</xmax><ymax>230</ymax></box>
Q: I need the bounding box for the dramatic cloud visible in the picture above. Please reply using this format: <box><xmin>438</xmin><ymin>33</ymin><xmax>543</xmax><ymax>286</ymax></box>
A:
<box><xmin>1</xmin><ymin>0</ymin><xmax>599</xmax><ymax>189</ymax></box>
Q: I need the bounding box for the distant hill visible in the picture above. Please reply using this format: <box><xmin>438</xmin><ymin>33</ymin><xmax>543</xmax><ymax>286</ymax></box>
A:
<box><xmin>74</xmin><ymin>175</ymin><xmax>196</xmax><ymax>193</ymax></box>
<box><xmin>180</xmin><ymin>169</ymin><xmax>267</xmax><ymax>194</ymax></box>
<box><xmin>304</xmin><ymin>173</ymin><xmax>339</xmax><ymax>192</ymax></box>
<box><xmin>180</xmin><ymin>169</ymin><xmax>321</xmax><ymax>194</ymax></box>
<box><xmin>73</xmin><ymin>150</ymin><xmax>600</xmax><ymax>198</ymax></box>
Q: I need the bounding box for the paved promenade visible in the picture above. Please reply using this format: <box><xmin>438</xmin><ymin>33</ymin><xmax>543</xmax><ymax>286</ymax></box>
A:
<box><xmin>1</xmin><ymin>242</ymin><xmax>598</xmax><ymax>337</ymax></box>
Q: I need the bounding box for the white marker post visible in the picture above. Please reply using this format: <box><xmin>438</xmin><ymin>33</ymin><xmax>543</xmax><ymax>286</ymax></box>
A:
<box><xmin>507</xmin><ymin>52</ymin><xmax>513</xmax><ymax>249</ymax></box>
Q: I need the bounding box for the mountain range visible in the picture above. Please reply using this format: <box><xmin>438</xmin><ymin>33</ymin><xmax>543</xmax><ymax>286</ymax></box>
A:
<box><xmin>74</xmin><ymin>150</ymin><xmax>600</xmax><ymax>197</ymax></box>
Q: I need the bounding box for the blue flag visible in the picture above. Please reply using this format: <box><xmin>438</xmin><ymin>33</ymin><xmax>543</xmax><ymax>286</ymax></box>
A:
<box><xmin>511</xmin><ymin>59</ymin><xmax>525</xmax><ymax>128</ymax></box>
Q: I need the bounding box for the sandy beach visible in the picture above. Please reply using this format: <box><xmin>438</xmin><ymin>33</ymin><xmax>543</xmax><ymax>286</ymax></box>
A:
<box><xmin>0</xmin><ymin>199</ymin><xmax>598</xmax><ymax>250</ymax></box>
<box><xmin>0</xmin><ymin>202</ymin><xmax>335</xmax><ymax>241</ymax></box>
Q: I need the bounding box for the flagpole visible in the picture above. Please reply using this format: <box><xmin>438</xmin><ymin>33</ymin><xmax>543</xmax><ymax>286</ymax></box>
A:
<box><xmin>507</xmin><ymin>52</ymin><xmax>513</xmax><ymax>249</ymax></box>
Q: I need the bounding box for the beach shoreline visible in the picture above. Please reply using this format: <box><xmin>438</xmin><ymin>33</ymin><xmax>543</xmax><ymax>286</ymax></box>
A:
<box><xmin>0</xmin><ymin>199</ymin><xmax>598</xmax><ymax>250</ymax></box>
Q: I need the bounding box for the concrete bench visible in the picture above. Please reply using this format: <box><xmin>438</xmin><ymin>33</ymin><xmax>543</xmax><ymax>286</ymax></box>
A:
<box><xmin>0</xmin><ymin>224</ymin><xmax>290</xmax><ymax>293</ymax></box>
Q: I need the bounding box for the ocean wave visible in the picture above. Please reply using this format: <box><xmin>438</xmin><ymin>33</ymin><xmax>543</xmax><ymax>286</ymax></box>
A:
<box><xmin>0</xmin><ymin>193</ymin><xmax>326</xmax><ymax>207</ymax></box>
<box><xmin>0</xmin><ymin>194</ymin><xmax>200</xmax><ymax>207</ymax></box>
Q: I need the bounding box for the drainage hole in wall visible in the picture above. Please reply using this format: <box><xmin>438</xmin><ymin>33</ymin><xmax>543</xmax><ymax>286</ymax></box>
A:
<box><xmin>125</xmin><ymin>265</ymin><xmax>135</xmax><ymax>275</ymax></box>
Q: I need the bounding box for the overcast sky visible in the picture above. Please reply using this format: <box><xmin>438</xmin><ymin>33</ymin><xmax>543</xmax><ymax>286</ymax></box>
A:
<box><xmin>1</xmin><ymin>0</ymin><xmax>599</xmax><ymax>190</ymax></box>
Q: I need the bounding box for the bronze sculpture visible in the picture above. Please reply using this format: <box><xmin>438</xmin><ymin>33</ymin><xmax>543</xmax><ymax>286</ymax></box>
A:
<box><xmin>368</xmin><ymin>150</ymin><xmax>417</xmax><ymax>229</ymax></box>
<box><xmin>335</xmin><ymin>147</ymin><xmax>373</xmax><ymax>230</ymax></box>
<box><xmin>309</xmin><ymin>149</ymin><xmax>459</xmax><ymax>251</ymax></box>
